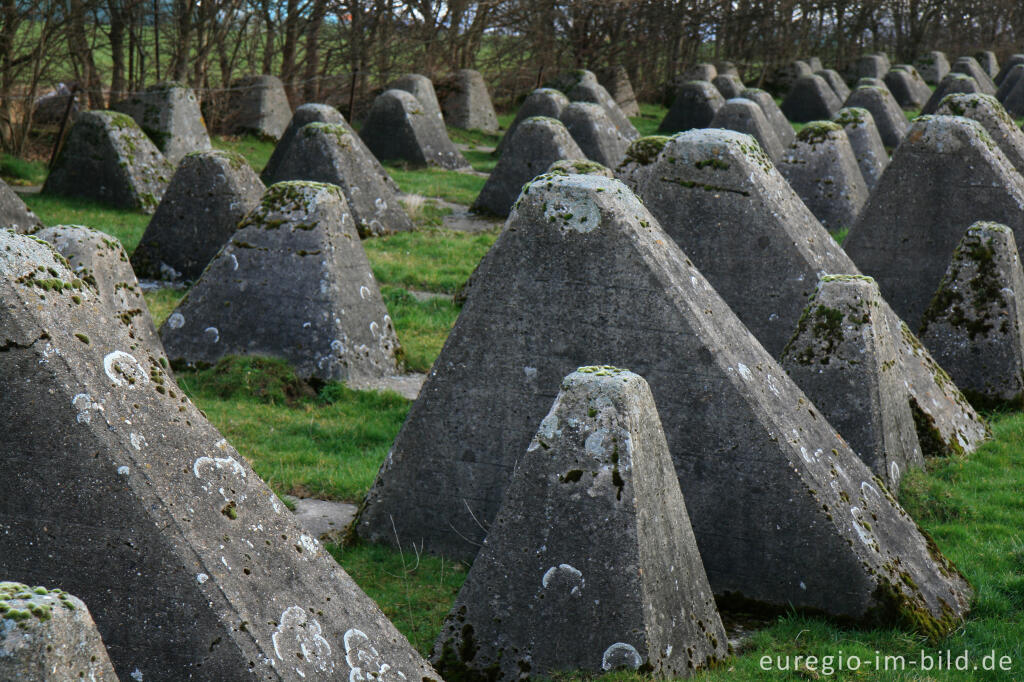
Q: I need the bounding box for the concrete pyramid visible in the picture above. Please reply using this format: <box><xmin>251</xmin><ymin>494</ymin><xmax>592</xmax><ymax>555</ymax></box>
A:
<box><xmin>834</xmin><ymin>106</ymin><xmax>889</xmax><ymax>191</ymax></box>
<box><xmin>682</xmin><ymin>62</ymin><xmax>717</xmax><ymax>81</ymax></box>
<box><xmin>844</xmin><ymin>115</ymin><xmax>1024</xmax><ymax>330</ymax></box>
<box><xmin>658</xmin><ymin>80</ymin><xmax>725</xmax><ymax>133</ymax></box>
<box><xmin>712</xmin><ymin>73</ymin><xmax>744</xmax><ymax>99</ymax></box>
<box><xmin>894</xmin><ymin>64</ymin><xmax>935</xmax><ymax>102</ymax></box>
<box><xmin>935</xmin><ymin>93</ymin><xmax>1024</xmax><ymax>175</ymax></box>
<box><xmin>996</xmin><ymin>54</ymin><xmax>1024</xmax><ymax>85</ymax></box>
<box><xmin>390</xmin><ymin>73</ymin><xmax>445</xmax><ymax>124</ymax></box>
<box><xmin>226</xmin><ymin>74</ymin><xmax>292</xmax><ymax>140</ymax></box>
<box><xmin>995</xmin><ymin>64</ymin><xmax>1024</xmax><ymax>103</ymax></box>
<box><xmin>472</xmin><ymin>116</ymin><xmax>585</xmax><ymax>217</ymax></box>
<box><xmin>781</xmin><ymin>74</ymin><xmax>841</xmax><ymax>122</ymax></box>
<box><xmin>806</xmin><ymin>56</ymin><xmax>824</xmax><ymax>72</ymax></box>
<box><xmin>922</xmin><ymin>73</ymin><xmax>983</xmax><ymax>114</ymax></box>
<box><xmin>431</xmin><ymin>367</ymin><xmax>727</xmax><ymax>680</ymax></box>
<box><xmin>778</xmin><ymin>121</ymin><xmax>868</xmax><ymax>231</ymax></box>
<box><xmin>844</xmin><ymin>85</ymin><xmax>908</xmax><ymax>147</ymax></box>
<box><xmin>546</xmin><ymin>158</ymin><xmax>614</xmax><ymax>179</ymax></box>
<box><xmin>710</xmin><ymin>98</ymin><xmax>784</xmax><ymax>161</ymax></box>
<box><xmin>884</xmin><ymin>68</ymin><xmax>929</xmax><ymax>109</ymax></box>
<box><xmin>1003</xmin><ymin>74</ymin><xmax>1024</xmax><ymax>118</ymax></box>
<box><xmin>114</xmin><ymin>81</ymin><xmax>212</xmax><ymax>164</ymax></box>
<box><xmin>359</xmin><ymin>89</ymin><xmax>469</xmax><ymax>170</ymax></box>
<box><xmin>919</xmin><ymin>222</ymin><xmax>1024</xmax><ymax>409</ymax></box>
<box><xmin>560</xmin><ymin>101</ymin><xmax>629</xmax><ymax>167</ymax></box>
<box><xmin>355</xmin><ymin>173</ymin><xmax>972</xmax><ymax>634</ymax></box>
<box><xmin>160</xmin><ymin>182</ymin><xmax>401</xmax><ymax>382</ymax></box>
<box><xmin>717</xmin><ymin>60</ymin><xmax>741</xmax><ymax>77</ymax></box>
<box><xmin>42</xmin><ymin>110</ymin><xmax>172</xmax><ymax>213</ymax></box>
<box><xmin>0</xmin><ymin>177</ymin><xmax>41</xmax><ymax>233</ymax></box>
<box><xmin>0</xmin><ymin>229</ymin><xmax>439</xmax><ymax>681</ymax></box>
<box><xmin>952</xmin><ymin>56</ymin><xmax>997</xmax><ymax>94</ymax></box>
<box><xmin>439</xmin><ymin>69</ymin><xmax>499</xmax><ymax>132</ymax></box>
<box><xmin>261</xmin><ymin>122</ymin><xmax>414</xmax><ymax>237</ymax></box>
<box><xmin>782</xmin><ymin>275</ymin><xmax>923</xmax><ymax>489</ymax></box>
<box><xmin>741</xmin><ymin>87</ymin><xmax>796</xmax><ymax>147</ymax></box>
<box><xmin>598</xmin><ymin>65</ymin><xmax>640</xmax><ymax>117</ymax></box>
<box><xmin>495</xmin><ymin>88</ymin><xmax>568</xmax><ymax>157</ymax></box>
<box><xmin>916</xmin><ymin>51</ymin><xmax>950</xmax><ymax>84</ymax></box>
<box><xmin>632</xmin><ymin>129</ymin><xmax>858</xmax><ymax>357</ymax></box>
<box><xmin>772</xmin><ymin>60</ymin><xmax>812</xmax><ymax>92</ymax></box>
<box><xmin>565</xmin><ymin>70</ymin><xmax>639</xmax><ymax>140</ymax></box>
<box><xmin>976</xmin><ymin>51</ymin><xmax>999</xmax><ymax>79</ymax></box>
<box><xmin>856</xmin><ymin>55</ymin><xmax>888</xmax><ymax>80</ymax></box>
<box><xmin>131</xmin><ymin>150</ymin><xmax>264</xmax><ymax>281</ymax></box>
<box><xmin>35</xmin><ymin>224</ymin><xmax>167</xmax><ymax>362</ymax></box>
<box><xmin>263</xmin><ymin>103</ymin><xmax>398</xmax><ymax>193</ymax></box>
<box><xmin>615</xmin><ymin>135</ymin><xmax>671</xmax><ymax>191</ymax></box>
<box><xmin>816</xmin><ymin>68</ymin><xmax>851</xmax><ymax>102</ymax></box>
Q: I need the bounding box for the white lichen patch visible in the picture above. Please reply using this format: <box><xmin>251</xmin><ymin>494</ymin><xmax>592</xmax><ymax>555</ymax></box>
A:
<box><xmin>542</xmin><ymin>563</ymin><xmax>585</xmax><ymax>596</ymax></box>
<box><xmin>273</xmin><ymin>606</ymin><xmax>334</xmax><ymax>676</ymax></box>
<box><xmin>104</xmin><ymin>351</ymin><xmax>149</xmax><ymax>388</ymax></box>
<box><xmin>166</xmin><ymin>312</ymin><xmax>185</xmax><ymax>329</ymax></box>
<box><xmin>344</xmin><ymin>628</ymin><xmax>403</xmax><ymax>682</ymax></box>
<box><xmin>72</xmin><ymin>392</ymin><xmax>104</xmax><ymax>424</ymax></box>
<box><xmin>602</xmin><ymin>642</ymin><xmax>643</xmax><ymax>671</ymax></box>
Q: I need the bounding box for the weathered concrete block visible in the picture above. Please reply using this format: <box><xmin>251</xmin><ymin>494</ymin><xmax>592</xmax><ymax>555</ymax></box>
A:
<box><xmin>741</xmin><ymin>88</ymin><xmax>796</xmax><ymax>147</ymax></box>
<box><xmin>132</xmin><ymin>150</ymin><xmax>264</xmax><ymax>281</ymax></box>
<box><xmin>916</xmin><ymin>51</ymin><xmax>951</xmax><ymax>84</ymax></box>
<box><xmin>263</xmin><ymin>103</ymin><xmax>399</xmax><ymax>193</ymax></box>
<box><xmin>884</xmin><ymin>69</ymin><xmax>929</xmax><ymax>109</ymax></box>
<box><xmin>0</xmin><ymin>582</ymin><xmax>117</xmax><ymax>681</ymax></box>
<box><xmin>922</xmin><ymin>73</ymin><xmax>984</xmax><ymax>114</ymax></box>
<box><xmin>560</xmin><ymin>101</ymin><xmax>630</xmax><ymax>168</ymax></box>
<box><xmin>1002</xmin><ymin>74</ymin><xmax>1024</xmax><ymax>118</ymax></box>
<box><xmin>806</xmin><ymin>56</ymin><xmax>824</xmax><ymax>72</ymax></box>
<box><xmin>712</xmin><ymin>73</ymin><xmax>744</xmax><ymax>99</ymax></box>
<box><xmin>439</xmin><ymin>69</ymin><xmax>499</xmax><ymax>132</ymax></box>
<box><xmin>717</xmin><ymin>61</ymin><xmax>741</xmax><ymax>78</ymax></box>
<box><xmin>995</xmin><ymin>64</ymin><xmax>1024</xmax><ymax>104</ymax></box>
<box><xmin>951</xmin><ymin>57</ymin><xmax>997</xmax><ymax>95</ymax></box>
<box><xmin>844</xmin><ymin>85</ymin><xmax>908</xmax><ymax>148</ymax></box>
<box><xmin>659</xmin><ymin>80</ymin><xmax>725</xmax><ymax>133</ymax></box>
<box><xmin>390</xmin><ymin>73</ymin><xmax>445</xmax><ymax>124</ymax></box>
<box><xmin>495</xmin><ymin>88</ymin><xmax>569</xmax><ymax>157</ymax></box>
<box><xmin>614</xmin><ymin>135</ymin><xmax>671</xmax><ymax>191</ymax></box>
<box><xmin>114</xmin><ymin>81</ymin><xmax>211</xmax><ymax>164</ymax></box>
<box><xmin>598</xmin><ymin>65</ymin><xmax>641</xmax><ymax>117</ymax></box>
<box><xmin>781</xmin><ymin>75</ymin><xmax>842</xmax><ymax>123</ymax></box>
<box><xmin>782</xmin><ymin>275</ymin><xmax>923</xmax><ymax>488</ymax></box>
<box><xmin>432</xmin><ymin>367</ymin><xmax>727</xmax><ymax>680</ymax></box>
<box><xmin>844</xmin><ymin>115</ymin><xmax>1024</xmax><ymax>329</ymax></box>
<box><xmin>634</xmin><ymin>128</ymin><xmax>858</xmax><ymax>356</ymax></box>
<box><xmin>772</xmin><ymin>60</ymin><xmax>813</xmax><ymax>92</ymax></box>
<box><xmin>995</xmin><ymin>54</ymin><xmax>1024</xmax><ymax>86</ymax></box>
<box><xmin>355</xmin><ymin>173</ymin><xmax>972</xmax><ymax>635</ymax></box>
<box><xmin>0</xmin><ymin>230</ymin><xmax>439</xmax><ymax>681</ymax></box>
<box><xmin>935</xmin><ymin>93</ymin><xmax>1024</xmax><ymax>176</ymax></box>
<box><xmin>816</xmin><ymin>68</ymin><xmax>851</xmax><ymax>103</ymax></box>
<box><xmin>975</xmin><ymin>51</ymin><xmax>999</xmax><ymax>79</ymax></box>
<box><xmin>42</xmin><ymin>110</ymin><xmax>172</xmax><ymax>213</ymax></box>
<box><xmin>834</xmin><ymin>106</ymin><xmax>889</xmax><ymax>191</ymax></box>
<box><xmin>564</xmin><ymin>70</ymin><xmax>639</xmax><ymax>140</ymax></box>
<box><xmin>546</xmin><ymin>158</ymin><xmax>614</xmax><ymax>178</ymax></box>
<box><xmin>261</xmin><ymin>122</ymin><xmax>414</xmax><ymax>237</ymax></box>
<box><xmin>919</xmin><ymin>222</ymin><xmax>1024</xmax><ymax>409</ymax></box>
<box><xmin>160</xmin><ymin>181</ymin><xmax>400</xmax><ymax>382</ymax></box>
<box><xmin>0</xmin><ymin>178</ymin><xmax>41</xmax><ymax>233</ymax></box>
<box><xmin>35</xmin><ymin>224</ymin><xmax>167</xmax><ymax>363</ymax></box>
<box><xmin>226</xmin><ymin>74</ymin><xmax>292</xmax><ymax>140</ymax></box>
<box><xmin>856</xmin><ymin>55</ymin><xmax>889</xmax><ymax>80</ymax></box>
<box><xmin>472</xmin><ymin>116</ymin><xmax>585</xmax><ymax>217</ymax></box>
<box><xmin>681</xmin><ymin>62</ymin><xmax>717</xmax><ymax>82</ymax></box>
<box><xmin>892</xmin><ymin>64</ymin><xmax>934</xmax><ymax>103</ymax></box>
<box><xmin>359</xmin><ymin>89</ymin><xmax>469</xmax><ymax>170</ymax></box>
<box><xmin>778</xmin><ymin>121</ymin><xmax>868</xmax><ymax>231</ymax></box>
<box><xmin>855</xmin><ymin>76</ymin><xmax>889</xmax><ymax>91</ymax></box>
<box><xmin>709</xmin><ymin>98</ymin><xmax>784</xmax><ymax>161</ymax></box>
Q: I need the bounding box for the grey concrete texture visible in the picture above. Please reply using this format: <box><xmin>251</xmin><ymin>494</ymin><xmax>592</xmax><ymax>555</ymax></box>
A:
<box><xmin>160</xmin><ymin>181</ymin><xmax>401</xmax><ymax>383</ymax></box>
<box><xmin>431</xmin><ymin>368</ymin><xmax>727</xmax><ymax>680</ymax></box>
<box><xmin>633</xmin><ymin>128</ymin><xmax>858</xmax><ymax>357</ymax></box>
<box><xmin>359</xmin><ymin>89</ymin><xmax>470</xmax><ymax>170</ymax></box>
<box><xmin>261</xmin><ymin>122</ymin><xmax>414</xmax><ymax>237</ymax></box>
<box><xmin>546</xmin><ymin>158</ymin><xmax>615</xmax><ymax>178</ymax></box>
<box><xmin>34</xmin><ymin>224</ymin><xmax>167</xmax><ymax>364</ymax></box>
<box><xmin>995</xmin><ymin>64</ymin><xmax>1024</xmax><ymax>104</ymax></box>
<box><xmin>778</xmin><ymin>121</ymin><xmax>868</xmax><ymax>231</ymax></box>
<box><xmin>565</xmin><ymin>70</ymin><xmax>640</xmax><ymax>140</ymax></box>
<box><xmin>856</xmin><ymin>55</ymin><xmax>889</xmax><ymax>80</ymax></box>
<box><xmin>855</xmin><ymin>77</ymin><xmax>890</xmax><ymax>91</ymax></box>
<box><xmin>710</xmin><ymin>98</ymin><xmax>785</xmax><ymax>161</ymax></box>
<box><xmin>681</xmin><ymin>62</ymin><xmax>717</xmax><ymax>82</ymax></box>
<box><xmin>659</xmin><ymin>80</ymin><xmax>725</xmax><ymax>133</ymax></box>
<box><xmin>263</xmin><ymin>103</ymin><xmax>399</xmax><ymax>193</ymax></box>
<box><xmin>844</xmin><ymin>86</ymin><xmax>909</xmax><ymax>148</ymax></box>
<box><xmin>0</xmin><ymin>177</ymin><xmax>41</xmax><ymax>233</ymax></box>
<box><xmin>716</xmin><ymin>60</ymin><xmax>741</xmax><ymax>78</ymax></box>
<box><xmin>816</xmin><ymin>69</ymin><xmax>852</xmax><ymax>103</ymax></box>
<box><xmin>390</xmin><ymin>73</ymin><xmax>446</xmax><ymax>124</ymax></box>
<box><xmin>919</xmin><ymin>222</ymin><xmax>1024</xmax><ymax>409</ymax></box>
<box><xmin>598</xmin><ymin>65</ymin><xmax>641</xmax><ymax>117</ymax></box>
<box><xmin>892</xmin><ymin>64</ymin><xmax>934</xmax><ymax>103</ymax></box>
<box><xmin>114</xmin><ymin>81</ymin><xmax>212</xmax><ymax>164</ymax></box>
<box><xmin>995</xmin><ymin>54</ymin><xmax>1024</xmax><ymax>86</ymax></box>
<box><xmin>42</xmin><ymin>110</ymin><xmax>173</xmax><ymax>213</ymax></box>
<box><xmin>1002</xmin><ymin>73</ymin><xmax>1024</xmax><ymax>118</ymax></box>
<box><xmin>0</xmin><ymin>229</ymin><xmax>440</xmax><ymax>681</ymax></box>
<box><xmin>614</xmin><ymin>135</ymin><xmax>672</xmax><ymax>191</ymax></box>
<box><xmin>0</xmin><ymin>582</ymin><xmax>118</xmax><ymax>681</ymax></box>
<box><xmin>975</xmin><ymin>50</ymin><xmax>1000</xmax><ymax>79</ymax></box>
<box><xmin>806</xmin><ymin>56</ymin><xmax>824</xmax><ymax>72</ymax></box>
<box><xmin>771</xmin><ymin>60</ymin><xmax>814</xmax><ymax>92</ymax></box>
<box><xmin>741</xmin><ymin>88</ymin><xmax>796</xmax><ymax>147</ymax></box>
<box><xmin>833</xmin><ymin>106</ymin><xmax>889</xmax><ymax>191</ymax></box>
<box><xmin>843</xmin><ymin>115</ymin><xmax>1024</xmax><ymax>330</ymax></box>
<box><xmin>494</xmin><ymin>88</ymin><xmax>569</xmax><ymax>157</ymax></box>
<box><xmin>355</xmin><ymin>172</ymin><xmax>973</xmax><ymax>633</ymax></box>
<box><xmin>781</xmin><ymin>74</ymin><xmax>842</xmax><ymax>123</ymax></box>
<box><xmin>560</xmin><ymin>101</ymin><xmax>631</xmax><ymax>168</ymax></box>
<box><xmin>922</xmin><ymin>73</ymin><xmax>985</xmax><ymax>114</ymax></box>
<box><xmin>472</xmin><ymin>116</ymin><xmax>586</xmax><ymax>217</ymax></box>
<box><xmin>935</xmin><ymin>93</ymin><xmax>1024</xmax><ymax>176</ymax></box>
<box><xmin>951</xmin><ymin>56</ymin><xmax>997</xmax><ymax>95</ymax></box>
<box><xmin>916</xmin><ymin>51</ymin><xmax>951</xmax><ymax>84</ymax></box>
<box><xmin>884</xmin><ymin>68</ymin><xmax>929</xmax><ymax>109</ymax></box>
<box><xmin>131</xmin><ymin>149</ymin><xmax>265</xmax><ymax>281</ymax></box>
<box><xmin>781</xmin><ymin>275</ymin><xmax>924</xmax><ymax>489</ymax></box>
<box><xmin>712</xmin><ymin>73</ymin><xmax>745</xmax><ymax>99</ymax></box>
<box><xmin>226</xmin><ymin>74</ymin><xmax>293</xmax><ymax>140</ymax></box>
<box><xmin>439</xmin><ymin>69</ymin><xmax>500</xmax><ymax>132</ymax></box>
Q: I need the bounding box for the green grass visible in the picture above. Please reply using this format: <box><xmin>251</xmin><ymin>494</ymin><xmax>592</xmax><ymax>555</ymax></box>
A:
<box><xmin>365</xmin><ymin>228</ymin><xmax>498</xmax><ymax>293</ymax></box>
<box><xmin>446</xmin><ymin>126</ymin><xmax>503</xmax><ymax>149</ymax></box>
<box><xmin>211</xmin><ymin>134</ymin><xmax>276</xmax><ymax>174</ymax></box>
<box><xmin>21</xmin><ymin>193</ymin><xmax>151</xmax><ymax>253</ymax></box>
<box><xmin>383</xmin><ymin>162</ymin><xmax>487</xmax><ymax>206</ymax></box>
<box><xmin>461</xmin><ymin>148</ymin><xmax>499</xmax><ymax>173</ymax></box>
<box><xmin>631</xmin><ymin>102</ymin><xmax>668</xmax><ymax>138</ymax></box>
<box><xmin>0</xmin><ymin>154</ymin><xmax>48</xmax><ymax>186</ymax></box>
<box><xmin>144</xmin><ymin>287</ymin><xmax>185</xmax><ymax>327</ymax></box>
<box><xmin>383</xmin><ymin>286</ymin><xmax>461</xmax><ymax>372</ymax></box>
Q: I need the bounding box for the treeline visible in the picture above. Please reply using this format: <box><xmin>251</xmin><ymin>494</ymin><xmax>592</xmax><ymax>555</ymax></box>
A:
<box><xmin>1</xmin><ymin>0</ymin><xmax>1023</xmax><ymax>153</ymax></box>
